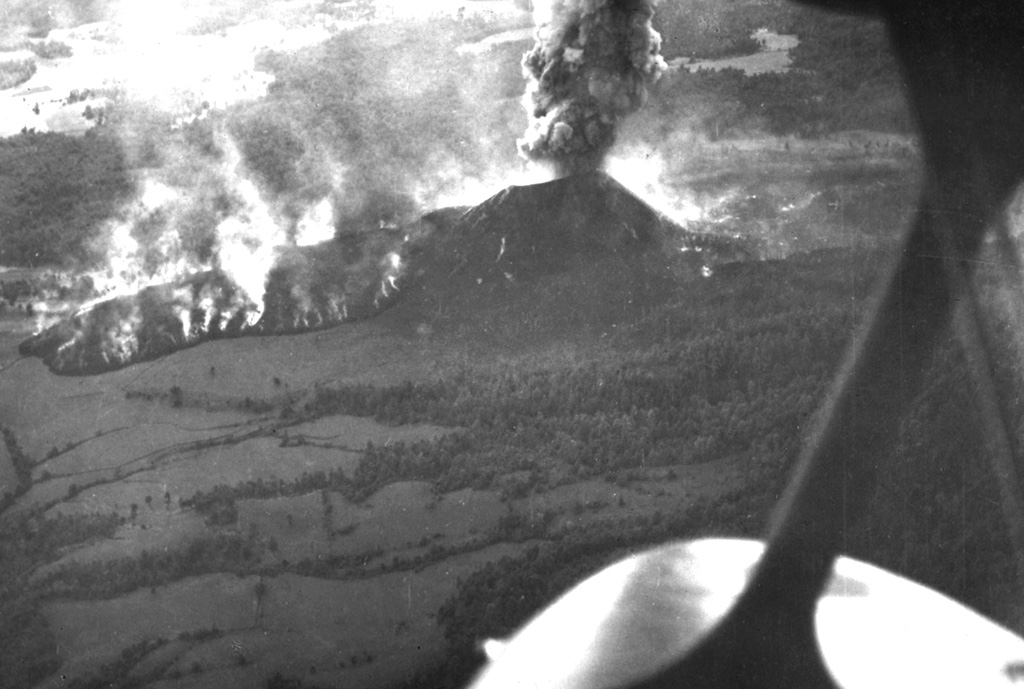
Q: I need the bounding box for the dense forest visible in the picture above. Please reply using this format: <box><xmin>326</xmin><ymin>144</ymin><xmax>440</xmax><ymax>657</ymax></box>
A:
<box><xmin>0</xmin><ymin>57</ymin><xmax>35</xmax><ymax>90</ymax></box>
<box><xmin>0</xmin><ymin>131</ymin><xmax>134</xmax><ymax>266</ymax></box>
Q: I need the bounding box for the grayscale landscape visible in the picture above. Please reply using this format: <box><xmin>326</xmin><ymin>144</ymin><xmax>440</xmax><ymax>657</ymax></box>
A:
<box><xmin>0</xmin><ymin>1</ymin><xmax>1020</xmax><ymax>688</ymax></box>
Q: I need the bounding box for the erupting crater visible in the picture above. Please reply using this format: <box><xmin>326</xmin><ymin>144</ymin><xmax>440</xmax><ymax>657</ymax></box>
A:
<box><xmin>389</xmin><ymin>170</ymin><xmax>751</xmax><ymax>345</ymax></box>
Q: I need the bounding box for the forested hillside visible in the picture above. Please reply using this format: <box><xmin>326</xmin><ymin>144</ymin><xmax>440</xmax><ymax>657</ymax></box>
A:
<box><xmin>0</xmin><ymin>131</ymin><xmax>133</xmax><ymax>266</ymax></box>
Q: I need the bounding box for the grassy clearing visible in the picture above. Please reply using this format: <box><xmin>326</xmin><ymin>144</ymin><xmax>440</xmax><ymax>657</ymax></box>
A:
<box><xmin>32</xmin><ymin>417</ymin><xmax>259</xmax><ymax>479</ymax></box>
<box><xmin>286</xmin><ymin>414</ymin><xmax>450</xmax><ymax>448</ymax></box>
<box><xmin>236</xmin><ymin>481</ymin><xmax>508</xmax><ymax>570</ymax></box>
<box><xmin>512</xmin><ymin>455</ymin><xmax>747</xmax><ymax>534</ymax></box>
<box><xmin>42</xmin><ymin>573</ymin><xmax>258</xmax><ymax>680</ymax></box>
<box><xmin>237</xmin><ymin>492</ymin><xmax>329</xmax><ymax>563</ymax></box>
<box><xmin>41</xmin><ymin>544</ymin><xmax>527</xmax><ymax>689</ymax></box>
<box><xmin>147</xmin><ymin>438</ymin><xmax>361</xmax><ymax>495</ymax></box>
<box><xmin>33</xmin><ymin>510</ymin><xmax>209</xmax><ymax>579</ymax></box>
<box><xmin>28</xmin><ymin>420</ymin><xmax>456</xmax><ymax>574</ymax></box>
<box><xmin>15</xmin><ymin>434</ymin><xmax>359</xmax><ymax>515</ymax></box>
<box><xmin>328</xmin><ymin>482</ymin><xmax>505</xmax><ymax>555</ymax></box>
<box><xmin>0</xmin><ymin>356</ymin><xmax>254</xmax><ymax>462</ymax></box>
<box><xmin>0</xmin><ymin>360</ymin><xmax>133</xmax><ymax>457</ymax></box>
<box><xmin>120</xmin><ymin>322</ymin><xmax>451</xmax><ymax>404</ymax></box>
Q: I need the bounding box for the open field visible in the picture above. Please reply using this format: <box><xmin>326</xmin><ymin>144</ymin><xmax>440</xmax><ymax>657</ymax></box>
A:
<box><xmin>28</xmin><ymin>420</ymin><xmax>450</xmax><ymax>572</ymax></box>
<box><xmin>32</xmin><ymin>510</ymin><xmax>210</xmax><ymax>579</ymax></box>
<box><xmin>326</xmin><ymin>481</ymin><xmax>505</xmax><ymax>555</ymax></box>
<box><xmin>40</xmin><ymin>544</ymin><xmax>530</xmax><ymax>689</ymax></box>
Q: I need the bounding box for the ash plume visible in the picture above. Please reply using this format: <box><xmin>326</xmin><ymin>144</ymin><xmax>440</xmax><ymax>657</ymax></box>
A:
<box><xmin>519</xmin><ymin>0</ymin><xmax>667</xmax><ymax>177</ymax></box>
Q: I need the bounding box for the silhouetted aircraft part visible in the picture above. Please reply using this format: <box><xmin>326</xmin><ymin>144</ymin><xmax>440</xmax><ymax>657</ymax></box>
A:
<box><xmin>754</xmin><ymin>0</ymin><xmax>1024</xmax><ymax>613</ymax></box>
<box><xmin>983</xmin><ymin>213</ymin><xmax>1024</xmax><ymax>583</ymax></box>
<box><xmin>944</xmin><ymin>228</ymin><xmax>1024</xmax><ymax>594</ymax></box>
<box><xmin>470</xmin><ymin>539</ymin><xmax>1024</xmax><ymax>689</ymax></box>
<box><xmin>880</xmin><ymin>0</ymin><xmax>1024</xmax><ymax>600</ymax></box>
<box><xmin>471</xmin><ymin>1</ymin><xmax>1024</xmax><ymax>687</ymax></box>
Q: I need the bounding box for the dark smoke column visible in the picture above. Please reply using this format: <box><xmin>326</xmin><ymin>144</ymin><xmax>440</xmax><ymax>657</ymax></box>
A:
<box><xmin>519</xmin><ymin>0</ymin><xmax>667</xmax><ymax>176</ymax></box>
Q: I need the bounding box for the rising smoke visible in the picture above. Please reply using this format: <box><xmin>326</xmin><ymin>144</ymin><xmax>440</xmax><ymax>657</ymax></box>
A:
<box><xmin>519</xmin><ymin>0</ymin><xmax>668</xmax><ymax>176</ymax></box>
<box><xmin>18</xmin><ymin>5</ymin><xmax>535</xmax><ymax>373</ymax></box>
<box><xmin>91</xmin><ymin>12</ymin><xmax>524</xmax><ymax>312</ymax></box>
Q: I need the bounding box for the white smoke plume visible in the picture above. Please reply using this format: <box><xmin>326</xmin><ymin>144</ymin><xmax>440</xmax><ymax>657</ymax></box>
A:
<box><xmin>17</xmin><ymin>2</ymin><xmax>558</xmax><ymax>373</ymax></box>
<box><xmin>85</xmin><ymin>125</ymin><xmax>298</xmax><ymax>313</ymax></box>
<box><xmin>519</xmin><ymin>0</ymin><xmax>667</xmax><ymax>176</ymax></box>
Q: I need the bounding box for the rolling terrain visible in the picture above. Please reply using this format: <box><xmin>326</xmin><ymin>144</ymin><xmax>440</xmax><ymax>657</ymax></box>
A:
<box><xmin>2</xmin><ymin>165</ymin><xmax>1021</xmax><ymax>689</ymax></box>
<box><xmin>2</xmin><ymin>2</ymin><xmax>1021</xmax><ymax>689</ymax></box>
<box><xmin>8</xmin><ymin>163</ymin><xmax>1018</xmax><ymax>689</ymax></box>
<box><xmin>0</xmin><ymin>169</ymin><xmax>885</xmax><ymax>688</ymax></box>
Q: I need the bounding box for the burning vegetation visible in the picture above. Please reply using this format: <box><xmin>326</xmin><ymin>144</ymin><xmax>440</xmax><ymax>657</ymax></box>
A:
<box><xmin>11</xmin><ymin>2</ymin><xmax>677</xmax><ymax>376</ymax></box>
<box><xmin>18</xmin><ymin>242</ymin><xmax>406</xmax><ymax>376</ymax></box>
<box><xmin>15</xmin><ymin>115</ymin><xmax>411</xmax><ymax>375</ymax></box>
<box><xmin>20</xmin><ymin>165</ymin><xmax>744</xmax><ymax>376</ymax></box>
<box><xmin>8</xmin><ymin>10</ymin><xmax>540</xmax><ymax>375</ymax></box>
<box><xmin>519</xmin><ymin>0</ymin><xmax>667</xmax><ymax>176</ymax></box>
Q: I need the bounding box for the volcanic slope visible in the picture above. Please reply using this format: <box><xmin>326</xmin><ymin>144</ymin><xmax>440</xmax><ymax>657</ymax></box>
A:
<box><xmin>386</xmin><ymin>170</ymin><xmax>750</xmax><ymax>349</ymax></box>
<box><xmin>117</xmin><ymin>171</ymin><xmax>752</xmax><ymax>403</ymax></box>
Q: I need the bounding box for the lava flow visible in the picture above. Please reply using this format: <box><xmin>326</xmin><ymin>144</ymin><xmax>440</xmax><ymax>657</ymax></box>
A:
<box><xmin>18</xmin><ymin>239</ymin><xmax>406</xmax><ymax>376</ymax></box>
